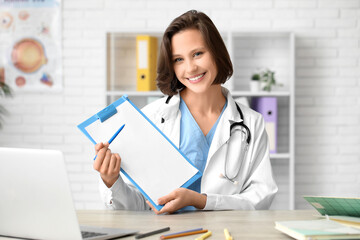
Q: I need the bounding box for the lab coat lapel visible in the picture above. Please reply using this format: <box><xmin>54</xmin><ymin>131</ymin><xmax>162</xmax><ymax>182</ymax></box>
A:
<box><xmin>159</xmin><ymin>94</ymin><xmax>181</xmax><ymax>148</ymax></box>
<box><xmin>205</xmin><ymin>88</ymin><xmax>242</xmax><ymax>170</ymax></box>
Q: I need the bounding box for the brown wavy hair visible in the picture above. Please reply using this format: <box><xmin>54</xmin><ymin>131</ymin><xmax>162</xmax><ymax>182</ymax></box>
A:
<box><xmin>156</xmin><ymin>10</ymin><xmax>233</xmax><ymax>96</ymax></box>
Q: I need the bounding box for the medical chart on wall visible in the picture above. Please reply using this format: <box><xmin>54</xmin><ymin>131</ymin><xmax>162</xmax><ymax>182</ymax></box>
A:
<box><xmin>0</xmin><ymin>0</ymin><xmax>62</xmax><ymax>91</ymax></box>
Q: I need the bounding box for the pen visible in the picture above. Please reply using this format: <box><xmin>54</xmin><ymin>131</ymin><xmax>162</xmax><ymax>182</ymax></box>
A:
<box><xmin>135</xmin><ymin>227</ymin><xmax>170</xmax><ymax>239</ymax></box>
<box><xmin>195</xmin><ymin>231</ymin><xmax>211</xmax><ymax>240</ymax></box>
<box><xmin>160</xmin><ymin>229</ymin><xmax>207</xmax><ymax>239</ymax></box>
<box><xmin>224</xmin><ymin>228</ymin><xmax>233</xmax><ymax>240</ymax></box>
<box><xmin>93</xmin><ymin>124</ymin><xmax>125</xmax><ymax>160</ymax></box>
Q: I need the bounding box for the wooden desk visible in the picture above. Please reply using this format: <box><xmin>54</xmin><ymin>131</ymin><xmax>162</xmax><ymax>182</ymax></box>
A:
<box><xmin>77</xmin><ymin>210</ymin><xmax>319</xmax><ymax>239</ymax></box>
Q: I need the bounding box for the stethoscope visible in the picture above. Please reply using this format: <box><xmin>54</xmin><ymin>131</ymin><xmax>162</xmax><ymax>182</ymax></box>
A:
<box><xmin>163</xmin><ymin>97</ymin><xmax>251</xmax><ymax>185</ymax></box>
<box><xmin>219</xmin><ymin>103</ymin><xmax>251</xmax><ymax>185</ymax></box>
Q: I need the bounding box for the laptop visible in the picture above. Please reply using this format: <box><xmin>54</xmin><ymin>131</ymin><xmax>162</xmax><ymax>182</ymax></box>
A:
<box><xmin>0</xmin><ymin>147</ymin><xmax>137</xmax><ymax>240</ymax></box>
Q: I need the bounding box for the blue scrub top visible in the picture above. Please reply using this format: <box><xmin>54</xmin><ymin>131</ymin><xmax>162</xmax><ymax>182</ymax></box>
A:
<box><xmin>179</xmin><ymin>97</ymin><xmax>227</xmax><ymax>211</ymax></box>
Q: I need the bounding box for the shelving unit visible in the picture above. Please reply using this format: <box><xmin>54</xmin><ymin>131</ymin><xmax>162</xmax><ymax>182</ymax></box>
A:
<box><xmin>106</xmin><ymin>30</ymin><xmax>295</xmax><ymax>210</ymax></box>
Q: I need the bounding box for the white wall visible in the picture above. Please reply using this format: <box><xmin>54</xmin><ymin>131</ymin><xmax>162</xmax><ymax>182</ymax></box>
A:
<box><xmin>1</xmin><ymin>0</ymin><xmax>359</xmax><ymax>209</ymax></box>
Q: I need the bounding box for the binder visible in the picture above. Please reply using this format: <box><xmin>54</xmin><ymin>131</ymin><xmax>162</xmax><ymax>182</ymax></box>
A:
<box><xmin>136</xmin><ymin>35</ymin><xmax>158</xmax><ymax>91</ymax></box>
<box><xmin>77</xmin><ymin>95</ymin><xmax>201</xmax><ymax>211</ymax></box>
<box><xmin>251</xmin><ymin>97</ymin><xmax>277</xmax><ymax>153</ymax></box>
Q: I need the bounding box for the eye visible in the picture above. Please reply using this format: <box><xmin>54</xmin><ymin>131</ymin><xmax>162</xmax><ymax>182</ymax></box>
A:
<box><xmin>194</xmin><ymin>52</ymin><xmax>203</xmax><ymax>57</ymax></box>
<box><xmin>174</xmin><ymin>58</ymin><xmax>183</xmax><ymax>63</ymax></box>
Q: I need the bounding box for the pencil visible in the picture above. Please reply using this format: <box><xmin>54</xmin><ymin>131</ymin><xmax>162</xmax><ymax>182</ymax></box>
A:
<box><xmin>160</xmin><ymin>229</ymin><xmax>208</xmax><ymax>239</ymax></box>
<box><xmin>135</xmin><ymin>227</ymin><xmax>170</xmax><ymax>239</ymax></box>
<box><xmin>161</xmin><ymin>228</ymin><xmax>202</xmax><ymax>238</ymax></box>
<box><xmin>224</xmin><ymin>228</ymin><xmax>233</xmax><ymax>240</ymax></box>
<box><xmin>195</xmin><ymin>231</ymin><xmax>212</xmax><ymax>240</ymax></box>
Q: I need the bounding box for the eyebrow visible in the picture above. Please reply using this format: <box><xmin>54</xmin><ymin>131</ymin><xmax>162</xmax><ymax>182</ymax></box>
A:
<box><xmin>172</xmin><ymin>47</ymin><xmax>206</xmax><ymax>58</ymax></box>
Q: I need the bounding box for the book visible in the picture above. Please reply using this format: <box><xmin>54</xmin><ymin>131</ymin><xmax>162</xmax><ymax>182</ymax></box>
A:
<box><xmin>327</xmin><ymin>216</ymin><xmax>360</xmax><ymax>229</ymax></box>
<box><xmin>275</xmin><ymin>196</ymin><xmax>360</xmax><ymax>239</ymax></box>
<box><xmin>275</xmin><ymin>218</ymin><xmax>360</xmax><ymax>240</ymax></box>
<box><xmin>303</xmin><ymin>196</ymin><xmax>360</xmax><ymax>217</ymax></box>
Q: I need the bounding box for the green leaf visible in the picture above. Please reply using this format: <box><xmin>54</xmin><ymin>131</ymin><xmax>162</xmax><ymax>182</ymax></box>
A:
<box><xmin>0</xmin><ymin>82</ymin><xmax>12</xmax><ymax>97</ymax></box>
<box><xmin>0</xmin><ymin>82</ymin><xmax>13</xmax><ymax>129</ymax></box>
<box><xmin>251</xmin><ymin>73</ymin><xmax>260</xmax><ymax>81</ymax></box>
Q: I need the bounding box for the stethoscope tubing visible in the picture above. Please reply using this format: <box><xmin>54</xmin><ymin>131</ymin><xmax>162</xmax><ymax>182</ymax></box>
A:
<box><xmin>222</xmin><ymin>103</ymin><xmax>251</xmax><ymax>184</ymax></box>
<box><xmin>233</xmin><ymin>103</ymin><xmax>251</xmax><ymax>145</ymax></box>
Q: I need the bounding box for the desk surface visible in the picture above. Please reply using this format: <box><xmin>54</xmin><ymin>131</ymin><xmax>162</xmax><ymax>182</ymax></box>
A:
<box><xmin>77</xmin><ymin>209</ymin><xmax>319</xmax><ymax>239</ymax></box>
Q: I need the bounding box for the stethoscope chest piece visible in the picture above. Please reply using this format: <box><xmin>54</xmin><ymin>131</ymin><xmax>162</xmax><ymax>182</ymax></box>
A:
<box><xmin>219</xmin><ymin>173</ymin><xmax>239</xmax><ymax>185</ymax></box>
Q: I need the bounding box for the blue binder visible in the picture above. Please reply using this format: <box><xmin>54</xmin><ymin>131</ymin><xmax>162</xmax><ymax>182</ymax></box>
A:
<box><xmin>77</xmin><ymin>95</ymin><xmax>202</xmax><ymax>211</ymax></box>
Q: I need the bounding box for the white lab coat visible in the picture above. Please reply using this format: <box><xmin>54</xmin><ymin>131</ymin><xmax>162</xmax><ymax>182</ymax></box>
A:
<box><xmin>99</xmin><ymin>87</ymin><xmax>278</xmax><ymax>210</ymax></box>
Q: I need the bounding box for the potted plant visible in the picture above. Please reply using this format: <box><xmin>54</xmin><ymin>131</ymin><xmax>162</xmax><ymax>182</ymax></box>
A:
<box><xmin>251</xmin><ymin>69</ymin><xmax>281</xmax><ymax>92</ymax></box>
<box><xmin>250</xmin><ymin>73</ymin><xmax>260</xmax><ymax>92</ymax></box>
<box><xmin>0</xmin><ymin>75</ymin><xmax>12</xmax><ymax>128</ymax></box>
<box><xmin>260</xmin><ymin>69</ymin><xmax>278</xmax><ymax>92</ymax></box>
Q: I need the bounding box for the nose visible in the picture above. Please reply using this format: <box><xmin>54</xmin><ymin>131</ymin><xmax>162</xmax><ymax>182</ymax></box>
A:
<box><xmin>186</xmin><ymin>59</ymin><xmax>197</xmax><ymax>74</ymax></box>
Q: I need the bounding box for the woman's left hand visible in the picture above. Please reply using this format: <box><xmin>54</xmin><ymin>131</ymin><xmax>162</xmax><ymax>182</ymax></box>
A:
<box><xmin>146</xmin><ymin>188</ymin><xmax>207</xmax><ymax>214</ymax></box>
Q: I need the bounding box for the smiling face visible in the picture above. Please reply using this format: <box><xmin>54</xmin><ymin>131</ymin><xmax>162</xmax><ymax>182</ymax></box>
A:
<box><xmin>171</xmin><ymin>28</ymin><xmax>218</xmax><ymax>95</ymax></box>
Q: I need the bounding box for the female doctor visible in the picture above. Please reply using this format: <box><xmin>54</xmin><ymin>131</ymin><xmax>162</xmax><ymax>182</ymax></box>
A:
<box><xmin>94</xmin><ymin>10</ymin><xmax>277</xmax><ymax>214</ymax></box>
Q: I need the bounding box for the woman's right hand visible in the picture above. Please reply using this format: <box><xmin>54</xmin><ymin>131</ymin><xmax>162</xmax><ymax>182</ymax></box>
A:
<box><xmin>93</xmin><ymin>142</ymin><xmax>121</xmax><ymax>188</ymax></box>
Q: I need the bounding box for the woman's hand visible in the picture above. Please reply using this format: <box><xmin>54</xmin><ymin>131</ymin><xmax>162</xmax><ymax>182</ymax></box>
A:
<box><xmin>93</xmin><ymin>142</ymin><xmax>121</xmax><ymax>188</ymax></box>
<box><xmin>146</xmin><ymin>188</ymin><xmax>207</xmax><ymax>214</ymax></box>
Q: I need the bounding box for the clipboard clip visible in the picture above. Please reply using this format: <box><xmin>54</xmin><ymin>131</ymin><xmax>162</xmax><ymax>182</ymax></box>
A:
<box><xmin>96</xmin><ymin>104</ymin><xmax>117</xmax><ymax>122</ymax></box>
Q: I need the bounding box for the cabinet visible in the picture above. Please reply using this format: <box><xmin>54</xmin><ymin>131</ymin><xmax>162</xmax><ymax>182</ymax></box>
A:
<box><xmin>106</xmin><ymin>31</ymin><xmax>295</xmax><ymax>210</ymax></box>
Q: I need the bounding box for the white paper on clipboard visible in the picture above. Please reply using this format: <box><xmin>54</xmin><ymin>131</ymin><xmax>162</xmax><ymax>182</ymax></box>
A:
<box><xmin>81</xmin><ymin>96</ymin><xmax>201</xmax><ymax>210</ymax></box>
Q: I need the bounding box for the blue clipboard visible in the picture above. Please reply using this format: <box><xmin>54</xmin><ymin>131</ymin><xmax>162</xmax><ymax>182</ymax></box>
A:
<box><xmin>77</xmin><ymin>95</ymin><xmax>202</xmax><ymax>211</ymax></box>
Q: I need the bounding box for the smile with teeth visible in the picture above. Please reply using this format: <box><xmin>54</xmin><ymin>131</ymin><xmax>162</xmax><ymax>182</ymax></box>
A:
<box><xmin>187</xmin><ymin>73</ymin><xmax>205</xmax><ymax>82</ymax></box>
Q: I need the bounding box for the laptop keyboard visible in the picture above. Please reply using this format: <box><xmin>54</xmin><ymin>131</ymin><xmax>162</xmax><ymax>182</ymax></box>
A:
<box><xmin>81</xmin><ymin>230</ymin><xmax>107</xmax><ymax>239</ymax></box>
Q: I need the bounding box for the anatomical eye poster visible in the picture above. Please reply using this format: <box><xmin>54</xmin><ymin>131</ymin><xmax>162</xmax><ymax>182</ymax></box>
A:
<box><xmin>0</xmin><ymin>0</ymin><xmax>62</xmax><ymax>92</ymax></box>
